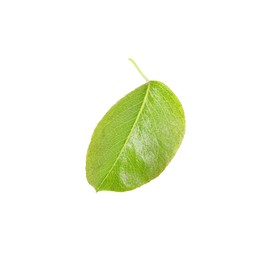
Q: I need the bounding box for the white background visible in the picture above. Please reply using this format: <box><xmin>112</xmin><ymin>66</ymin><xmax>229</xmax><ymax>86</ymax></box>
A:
<box><xmin>0</xmin><ymin>0</ymin><xmax>274</xmax><ymax>259</ymax></box>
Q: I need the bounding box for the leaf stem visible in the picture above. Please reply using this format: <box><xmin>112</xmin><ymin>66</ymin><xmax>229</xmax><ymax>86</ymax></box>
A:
<box><xmin>128</xmin><ymin>58</ymin><xmax>149</xmax><ymax>82</ymax></box>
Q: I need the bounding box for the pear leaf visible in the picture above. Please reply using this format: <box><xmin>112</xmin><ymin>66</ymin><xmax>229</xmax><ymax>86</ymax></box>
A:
<box><xmin>86</xmin><ymin>59</ymin><xmax>185</xmax><ymax>192</ymax></box>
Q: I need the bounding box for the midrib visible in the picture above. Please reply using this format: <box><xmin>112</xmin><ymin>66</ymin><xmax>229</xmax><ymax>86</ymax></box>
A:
<box><xmin>96</xmin><ymin>83</ymin><xmax>151</xmax><ymax>191</ymax></box>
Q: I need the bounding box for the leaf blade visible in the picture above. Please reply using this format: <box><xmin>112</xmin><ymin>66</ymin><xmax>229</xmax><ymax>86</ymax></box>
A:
<box><xmin>86</xmin><ymin>81</ymin><xmax>185</xmax><ymax>192</ymax></box>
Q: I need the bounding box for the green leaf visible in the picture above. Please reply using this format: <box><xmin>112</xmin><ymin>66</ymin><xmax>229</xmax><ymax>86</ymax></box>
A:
<box><xmin>86</xmin><ymin>60</ymin><xmax>185</xmax><ymax>192</ymax></box>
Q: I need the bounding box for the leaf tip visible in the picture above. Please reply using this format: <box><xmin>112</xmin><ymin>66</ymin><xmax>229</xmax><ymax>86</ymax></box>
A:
<box><xmin>95</xmin><ymin>187</ymin><xmax>103</xmax><ymax>193</ymax></box>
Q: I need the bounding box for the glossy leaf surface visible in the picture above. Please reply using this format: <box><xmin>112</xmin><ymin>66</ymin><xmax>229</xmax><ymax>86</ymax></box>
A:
<box><xmin>86</xmin><ymin>80</ymin><xmax>185</xmax><ymax>192</ymax></box>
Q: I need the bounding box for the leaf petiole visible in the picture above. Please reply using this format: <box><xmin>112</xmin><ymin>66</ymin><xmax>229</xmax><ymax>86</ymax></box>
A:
<box><xmin>128</xmin><ymin>58</ymin><xmax>149</xmax><ymax>82</ymax></box>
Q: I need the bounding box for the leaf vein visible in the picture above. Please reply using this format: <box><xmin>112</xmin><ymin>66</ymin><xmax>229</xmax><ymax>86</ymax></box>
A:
<box><xmin>96</xmin><ymin>83</ymin><xmax>151</xmax><ymax>191</ymax></box>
